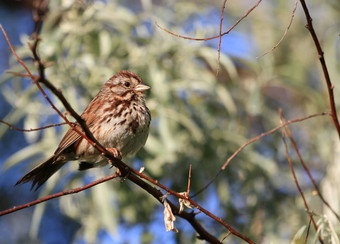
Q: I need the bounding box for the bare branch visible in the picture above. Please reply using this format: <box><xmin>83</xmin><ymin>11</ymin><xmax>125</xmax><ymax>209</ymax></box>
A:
<box><xmin>187</xmin><ymin>164</ymin><xmax>192</xmax><ymax>195</ymax></box>
<box><xmin>305</xmin><ymin>216</ymin><xmax>312</xmax><ymax>243</ymax></box>
<box><xmin>278</xmin><ymin>109</ymin><xmax>321</xmax><ymax>243</ymax></box>
<box><xmin>216</xmin><ymin>0</ymin><xmax>228</xmax><ymax>75</ymax></box>
<box><xmin>257</xmin><ymin>0</ymin><xmax>298</xmax><ymax>58</ymax></box>
<box><xmin>0</xmin><ymin>172</ymin><xmax>120</xmax><ymax>216</ymax></box>
<box><xmin>192</xmin><ymin>112</ymin><xmax>330</xmax><ymax>198</ymax></box>
<box><xmin>155</xmin><ymin>0</ymin><xmax>262</xmax><ymax>41</ymax></box>
<box><xmin>282</xmin><ymin>112</ymin><xmax>340</xmax><ymax>222</ymax></box>
<box><xmin>0</xmin><ymin>119</ymin><xmax>70</xmax><ymax>132</ymax></box>
<box><xmin>0</xmin><ymin>25</ymin><xmax>93</xmax><ymax>154</ymax></box>
<box><xmin>299</xmin><ymin>0</ymin><xmax>340</xmax><ymax>139</ymax></box>
<box><xmin>220</xmin><ymin>231</ymin><xmax>232</xmax><ymax>242</ymax></box>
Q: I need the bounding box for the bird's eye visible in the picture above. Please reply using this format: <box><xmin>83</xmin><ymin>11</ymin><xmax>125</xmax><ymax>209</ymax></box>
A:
<box><xmin>124</xmin><ymin>81</ymin><xmax>130</xmax><ymax>87</ymax></box>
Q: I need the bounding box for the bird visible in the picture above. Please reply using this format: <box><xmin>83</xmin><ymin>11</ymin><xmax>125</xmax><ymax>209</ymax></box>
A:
<box><xmin>16</xmin><ymin>70</ymin><xmax>151</xmax><ymax>191</ymax></box>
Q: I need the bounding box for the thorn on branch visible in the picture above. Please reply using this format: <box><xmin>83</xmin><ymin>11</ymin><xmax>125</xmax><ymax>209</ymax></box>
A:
<box><xmin>160</xmin><ymin>193</ymin><xmax>171</xmax><ymax>202</ymax></box>
<box><xmin>139</xmin><ymin>166</ymin><xmax>145</xmax><ymax>173</ymax></box>
<box><xmin>220</xmin><ymin>232</ymin><xmax>232</xmax><ymax>242</ymax></box>
<box><xmin>186</xmin><ymin>164</ymin><xmax>192</xmax><ymax>195</ymax></box>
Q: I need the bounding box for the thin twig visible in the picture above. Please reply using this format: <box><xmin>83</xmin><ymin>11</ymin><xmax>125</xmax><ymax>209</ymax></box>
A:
<box><xmin>0</xmin><ymin>119</ymin><xmax>70</xmax><ymax>132</ymax></box>
<box><xmin>0</xmin><ymin>172</ymin><xmax>120</xmax><ymax>216</ymax></box>
<box><xmin>279</xmin><ymin>109</ymin><xmax>321</xmax><ymax>242</ymax></box>
<box><xmin>187</xmin><ymin>164</ymin><xmax>192</xmax><ymax>195</ymax></box>
<box><xmin>222</xmin><ymin>112</ymin><xmax>330</xmax><ymax>170</ymax></box>
<box><xmin>299</xmin><ymin>0</ymin><xmax>340</xmax><ymax>139</ymax></box>
<box><xmin>216</xmin><ymin>0</ymin><xmax>228</xmax><ymax>75</ymax></box>
<box><xmin>0</xmin><ymin>25</ymin><xmax>95</xmax><ymax>155</ymax></box>
<box><xmin>155</xmin><ymin>0</ymin><xmax>262</xmax><ymax>41</ymax></box>
<box><xmin>257</xmin><ymin>0</ymin><xmax>298</xmax><ymax>58</ymax></box>
<box><xmin>6</xmin><ymin>71</ymin><xmax>39</xmax><ymax>79</ymax></box>
<box><xmin>220</xmin><ymin>231</ymin><xmax>232</xmax><ymax>242</ymax></box>
<box><xmin>192</xmin><ymin>112</ymin><xmax>330</xmax><ymax>198</ymax></box>
<box><xmin>305</xmin><ymin>216</ymin><xmax>312</xmax><ymax>244</ymax></box>
<box><xmin>283</xmin><ymin>114</ymin><xmax>340</xmax><ymax>222</ymax></box>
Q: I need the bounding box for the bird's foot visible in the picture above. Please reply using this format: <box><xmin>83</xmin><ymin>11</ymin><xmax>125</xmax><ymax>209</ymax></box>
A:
<box><xmin>106</xmin><ymin>147</ymin><xmax>122</xmax><ymax>160</ymax></box>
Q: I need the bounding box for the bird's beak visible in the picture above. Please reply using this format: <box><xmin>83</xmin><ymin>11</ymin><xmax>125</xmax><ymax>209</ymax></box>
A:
<box><xmin>134</xmin><ymin>83</ymin><xmax>151</xmax><ymax>93</ymax></box>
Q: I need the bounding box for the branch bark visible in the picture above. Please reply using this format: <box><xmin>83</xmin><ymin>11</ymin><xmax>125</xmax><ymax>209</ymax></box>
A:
<box><xmin>299</xmin><ymin>0</ymin><xmax>340</xmax><ymax>139</ymax></box>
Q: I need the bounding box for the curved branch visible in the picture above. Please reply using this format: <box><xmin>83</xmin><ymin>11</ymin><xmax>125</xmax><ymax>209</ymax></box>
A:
<box><xmin>257</xmin><ymin>0</ymin><xmax>298</xmax><ymax>58</ymax></box>
<box><xmin>155</xmin><ymin>0</ymin><xmax>262</xmax><ymax>41</ymax></box>
<box><xmin>192</xmin><ymin>112</ymin><xmax>330</xmax><ymax>198</ymax></box>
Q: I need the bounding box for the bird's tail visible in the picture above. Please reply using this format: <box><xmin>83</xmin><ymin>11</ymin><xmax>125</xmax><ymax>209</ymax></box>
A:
<box><xmin>15</xmin><ymin>155</ymin><xmax>66</xmax><ymax>191</ymax></box>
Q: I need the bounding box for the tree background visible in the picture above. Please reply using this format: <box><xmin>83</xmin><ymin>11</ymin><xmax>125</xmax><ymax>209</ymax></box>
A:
<box><xmin>0</xmin><ymin>0</ymin><xmax>339</xmax><ymax>243</ymax></box>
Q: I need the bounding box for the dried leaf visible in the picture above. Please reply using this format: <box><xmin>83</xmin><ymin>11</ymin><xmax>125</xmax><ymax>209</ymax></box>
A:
<box><xmin>178</xmin><ymin>192</ymin><xmax>194</xmax><ymax>213</ymax></box>
<box><xmin>163</xmin><ymin>199</ymin><xmax>178</xmax><ymax>232</ymax></box>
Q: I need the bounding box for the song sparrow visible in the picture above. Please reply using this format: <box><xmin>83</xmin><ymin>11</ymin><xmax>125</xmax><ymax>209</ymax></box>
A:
<box><xmin>16</xmin><ymin>70</ymin><xmax>151</xmax><ymax>191</ymax></box>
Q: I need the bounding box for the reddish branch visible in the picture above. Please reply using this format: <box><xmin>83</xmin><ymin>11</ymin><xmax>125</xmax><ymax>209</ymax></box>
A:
<box><xmin>123</xmin><ymin>162</ymin><xmax>254</xmax><ymax>243</ymax></box>
<box><xmin>27</xmin><ymin>3</ymin><xmax>110</xmax><ymax>159</ymax></box>
<box><xmin>257</xmin><ymin>0</ymin><xmax>298</xmax><ymax>58</ymax></box>
<box><xmin>282</xmin><ymin>114</ymin><xmax>340</xmax><ymax>222</ymax></box>
<box><xmin>279</xmin><ymin>110</ymin><xmax>323</xmax><ymax>243</ymax></box>
<box><xmin>306</xmin><ymin>217</ymin><xmax>312</xmax><ymax>243</ymax></box>
<box><xmin>216</xmin><ymin>0</ymin><xmax>228</xmax><ymax>74</ymax></box>
<box><xmin>187</xmin><ymin>164</ymin><xmax>192</xmax><ymax>195</ymax></box>
<box><xmin>192</xmin><ymin>112</ymin><xmax>330</xmax><ymax>197</ymax></box>
<box><xmin>0</xmin><ymin>24</ymin><xmax>98</xmax><ymax>159</ymax></box>
<box><xmin>299</xmin><ymin>0</ymin><xmax>340</xmax><ymax>139</ymax></box>
<box><xmin>0</xmin><ymin>120</ymin><xmax>69</xmax><ymax>132</ymax></box>
<box><xmin>155</xmin><ymin>0</ymin><xmax>261</xmax><ymax>41</ymax></box>
<box><xmin>0</xmin><ymin>172</ymin><xmax>120</xmax><ymax>216</ymax></box>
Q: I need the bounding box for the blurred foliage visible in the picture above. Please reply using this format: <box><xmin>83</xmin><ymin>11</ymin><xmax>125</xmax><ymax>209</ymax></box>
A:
<box><xmin>1</xmin><ymin>0</ymin><xmax>340</xmax><ymax>243</ymax></box>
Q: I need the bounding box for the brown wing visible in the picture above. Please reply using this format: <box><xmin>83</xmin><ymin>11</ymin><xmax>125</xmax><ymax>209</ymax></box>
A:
<box><xmin>54</xmin><ymin>95</ymin><xmax>103</xmax><ymax>157</ymax></box>
<box><xmin>54</xmin><ymin>124</ymin><xmax>83</xmax><ymax>156</ymax></box>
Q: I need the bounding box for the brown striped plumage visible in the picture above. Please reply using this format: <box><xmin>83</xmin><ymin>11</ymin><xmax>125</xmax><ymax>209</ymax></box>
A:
<box><xmin>16</xmin><ymin>70</ymin><xmax>151</xmax><ymax>191</ymax></box>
